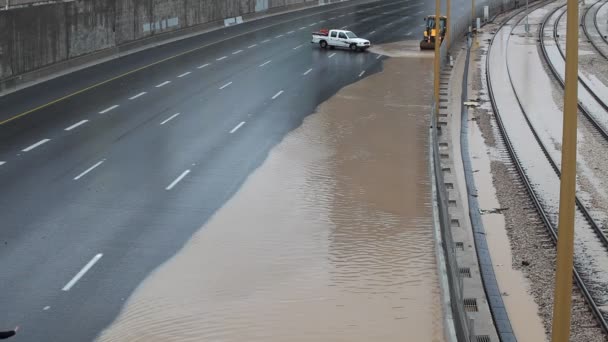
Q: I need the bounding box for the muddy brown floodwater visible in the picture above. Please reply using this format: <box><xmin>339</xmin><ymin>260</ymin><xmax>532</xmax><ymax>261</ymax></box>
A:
<box><xmin>97</xmin><ymin>42</ymin><xmax>444</xmax><ymax>342</ymax></box>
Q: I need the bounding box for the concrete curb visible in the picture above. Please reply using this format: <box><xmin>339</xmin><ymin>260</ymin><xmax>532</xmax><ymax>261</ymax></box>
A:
<box><xmin>460</xmin><ymin>36</ymin><xmax>517</xmax><ymax>342</ymax></box>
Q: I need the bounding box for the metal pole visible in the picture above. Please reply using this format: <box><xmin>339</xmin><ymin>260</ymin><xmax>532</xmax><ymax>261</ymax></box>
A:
<box><xmin>446</xmin><ymin>0</ymin><xmax>451</xmax><ymax>51</ymax></box>
<box><xmin>433</xmin><ymin>0</ymin><xmax>441</xmax><ymax>120</ymax></box>
<box><xmin>472</xmin><ymin>0</ymin><xmax>475</xmax><ymax>29</ymax></box>
<box><xmin>525</xmin><ymin>0</ymin><xmax>529</xmax><ymax>32</ymax></box>
<box><xmin>550</xmin><ymin>0</ymin><xmax>579</xmax><ymax>340</ymax></box>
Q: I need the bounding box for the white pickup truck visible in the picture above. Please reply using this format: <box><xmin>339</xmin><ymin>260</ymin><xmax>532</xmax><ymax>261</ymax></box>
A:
<box><xmin>311</xmin><ymin>29</ymin><xmax>371</xmax><ymax>52</ymax></box>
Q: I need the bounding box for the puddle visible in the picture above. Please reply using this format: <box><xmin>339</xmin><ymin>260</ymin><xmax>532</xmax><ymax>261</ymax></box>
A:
<box><xmin>469</xmin><ymin>108</ymin><xmax>547</xmax><ymax>342</ymax></box>
<box><xmin>97</xmin><ymin>47</ymin><xmax>443</xmax><ymax>342</ymax></box>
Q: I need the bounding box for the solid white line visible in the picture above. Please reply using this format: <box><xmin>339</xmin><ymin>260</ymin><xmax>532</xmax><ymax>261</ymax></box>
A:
<box><xmin>358</xmin><ymin>70</ymin><xmax>366</xmax><ymax>77</ymax></box>
<box><xmin>259</xmin><ymin>60</ymin><xmax>272</xmax><ymax>67</ymax></box>
<box><xmin>178</xmin><ymin>71</ymin><xmax>191</xmax><ymax>78</ymax></box>
<box><xmin>219</xmin><ymin>81</ymin><xmax>233</xmax><ymax>90</ymax></box>
<box><xmin>217</xmin><ymin>56</ymin><xmax>227</xmax><ymax>61</ymax></box>
<box><xmin>262</xmin><ymin>39</ymin><xmax>271</xmax><ymax>43</ymax></box>
<box><xmin>74</xmin><ymin>160</ymin><xmax>104</xmax><ymax>180</ymax></box>
<box><xmin>275</xmin><ymin>34</ymin><xmax>284</xmax><ymax>38</ymax></box>
<box><xmin>272</xmin><ymin>90</ymin><xmax>284</xmax><ymax>100</ymax></box>
<box><xmin>129</xmin><ymin>92</ymin><xmax>147</xmax><ymax>100</ymax></box>
<box><xmin>62</xmin><ymin>253</ymin><xmax>103</xmax><ymax>291</ymax></box>
<box><xmin>303</xmin><ymin>68</ymin><xmax>313</xmax><ymax>75</ymax></box>
<box><xmin>160</xmin><ymin>113</ymin><xmax>180</xmax><ymax>125</ymax></box>
<box><xmin>230</xmin><ymin>121</ymin><xmax>246</xmax><ymax>134</ymax></box>
<box><xmin>166</xmin><ymin>169</ymin><xmax>190</xmax><ymax>190</ymax></box>
<box><xmin>293</xmin><ymin>44</ymin><xmax>304</xmax><ymax>50</ymax></box>
<box><xmin>0</xmin><ymin>161</ymin><xmax>5</xmax><ymax>166</ymax></box>
<box><xmin>232</xmin><ymin>49</ymin><xmax>243</xmax><ymax>55</ymax></box>
<box><xmin>156</xmin><ymin>81</ymin><xmax>171</xmax><ymax>87</ymax></box>
<box><xmin>329</xmin><ymin>52</ymin><xmax>336</xmax><ymax>58</ymax></box>
<box><xmin>197</xmin><ymin>63</ymin><xmax>210</xmax><ymax>69</ymax></box>
<box><xmin>22</xmin><ymin>139</ymin><xmax>50</xmax><ymax>152</ymax></box>
<box><xmin>287</xmin><ymin>30</ymin><xmax>295</xmax><ymax>34</ymax></box>
<box><xmin>99</xmin><ymin>105</ymin><xmax>119</xmax><ymax>114</ymax></box>
<box><xmin>65</xmin><ymin>120</ymin><xmax>89</xmax><ymax>131</ymax></box>
<box><xmin>248</xmin><ymin>44</ymin><xmax>257</xmax><ymax>48</ymax></box>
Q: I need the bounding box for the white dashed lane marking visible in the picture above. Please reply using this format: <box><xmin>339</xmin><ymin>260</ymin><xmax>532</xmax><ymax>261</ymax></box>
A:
<box><xmin>129</xmin><ymin>92</ymin><xmax>147</xmax><ymax>100</ymax></box>
<box><xmin>65</xmin><ymin>120</ymin><xmax>89</xmax><ymax>131</ymax></box>
<box><xmin>166</xmin><ymin>170</ymin><xmax>191</xmax><ymax>190</ymax></box>
<box><xmin>160</xmin><ymin>113</ymin><xmax>180</xmax><ymax>125</ymax></box>
<box><xmin>74</xmin><ymin>160</ymin><xmax>105</xmax><ymax>181</ymax></box>
<box><xmin>230</xmin><ymin>121</ymin><xmax>246</xmax><ymax>134</ymax></box>
<box><xmin>99</xmin><ymin>105</ymin><xmax>119</xmax><ymax>114</ymax></box>
<box><xmin>219</xmin><ymin>82</ymin><xmax>233</xmax><ymax>90</ymax></box>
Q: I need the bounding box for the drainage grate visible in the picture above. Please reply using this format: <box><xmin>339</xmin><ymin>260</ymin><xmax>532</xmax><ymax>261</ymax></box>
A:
<box><xmin>476</xmin><ymin>335</ymin><xmax>491</xmax><ymax>342</ymax></box>
<box><xmin>464</xmin><ymin>298</ymin><xmax>478</xmax><ymax>312</ymax></box>
<box><xmin>450</xmin><ymin>219</ymin><xmax>460</xmax><ymax>227</ymax></box>
<box><xmin>445</xmin><ymin>182</ymin><xmax>454</xmax><ymax>189</ymax></box>
<box><xmin>449</xmin><ymin>200</ymin><xmax>457</xmax><ymax>207</ymax></box>
<box><xmin>459</xmin><ymin>267</ymin><xmax>471</xmax><ymax>278</ymax></box>
<box><xmin>455</xmin><ymin>242</ymin><xmax>464</xmax><ymax>250</ymax></box>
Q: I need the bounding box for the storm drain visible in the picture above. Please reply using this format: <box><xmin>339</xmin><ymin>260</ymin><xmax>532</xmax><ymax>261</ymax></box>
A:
<box><xmin>459</xmin><ymin>267</ymin><xmax>471</xmax><ymax>278</ymax></box>
<box><xmin>464</xmin><ymin>298</ymin><xmax>478</xmax><ymax>312</ymax></box>
<box><xmin>476</xmin><ymin>335</ymin><xmax>491</xmax><ymax>342</ymax></box>
<box><xmin>445</xmin><ymin>182</ymin><xmax>454</xmax><ymax>188</ymax></box>
<box><xmin>455</xmin><ymin>242</ymin><xmax>464</xmax><ymax>250</ymax></box>
<box><xmin>450</xmin><ymin>219</ymin><xmax>460</xmax><ymax>227</ymax></box>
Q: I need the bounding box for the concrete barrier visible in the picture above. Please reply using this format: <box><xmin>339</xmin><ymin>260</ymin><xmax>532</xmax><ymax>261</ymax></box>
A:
<box><xmin>0</xmin><ymin>0</ymin><xmax>346</xmax><ymax>93</ymax></box>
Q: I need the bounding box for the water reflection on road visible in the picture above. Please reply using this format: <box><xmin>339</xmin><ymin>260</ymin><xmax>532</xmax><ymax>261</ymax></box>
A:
<box><xmin>98</xmin><ymin>44</ymin><xmax>443</xmax><ymax>342</ymax></box>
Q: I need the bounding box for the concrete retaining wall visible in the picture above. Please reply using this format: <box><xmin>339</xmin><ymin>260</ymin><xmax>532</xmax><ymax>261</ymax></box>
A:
<box><xmin>0</xmin><ymin>0</ymin><xmax>330</xmax><ymax>83</ymax></box>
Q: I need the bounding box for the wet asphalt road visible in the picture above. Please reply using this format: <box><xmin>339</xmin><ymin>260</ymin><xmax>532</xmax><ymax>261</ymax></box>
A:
<box><xmin>0</xmin><ymin>0</ymin><xmax>436</xmax><ymax>340</ymax></box>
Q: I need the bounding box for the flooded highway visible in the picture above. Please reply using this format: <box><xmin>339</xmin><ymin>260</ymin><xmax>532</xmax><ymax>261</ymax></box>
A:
<box><xmin>97</xmin><ymin>45</ymin><xmax>443</xmax><ymax>342</ymax></box>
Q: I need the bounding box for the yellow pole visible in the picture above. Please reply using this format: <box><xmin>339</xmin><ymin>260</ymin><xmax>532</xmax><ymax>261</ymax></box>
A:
<box><xmin>471</xmin><ymin>0</ymin><xmax>475</xmax><ymax>29</ymax></box>
<box><xmin>433</xmin><ymin>0</ymin><xmax>441</xmax><ymax>117</ymax></box>
<box><xmin>446</xmin><ymin>0</ymin><xmax>451</xmax><ymax>50</ymax></box>
<box><xmin>551</xmin><ymin>0</ymin><xmax>579</xmax><ymax>340</ymax></box>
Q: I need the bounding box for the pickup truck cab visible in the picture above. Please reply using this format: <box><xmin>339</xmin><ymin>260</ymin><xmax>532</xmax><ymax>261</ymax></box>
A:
<box><xmin>311</xmin><ymin>29</ymin><xmax>371</xmax><ymax>52</ymax></box>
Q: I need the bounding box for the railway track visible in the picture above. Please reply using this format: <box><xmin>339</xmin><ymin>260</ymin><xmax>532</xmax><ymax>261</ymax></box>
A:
<box><xmin>485</xmin><ymin>3</ymin><xmax>608</xmax><ymax>335</ymax></box>
<box><xmin>541</xmin><ymin>2</ymin><xmax>608</xmax><ymax>141</ymax></box>
<box><xmin>583</xmin><ymin>0</ymin><xmax>608</xmax><ymax>59</ymax></box>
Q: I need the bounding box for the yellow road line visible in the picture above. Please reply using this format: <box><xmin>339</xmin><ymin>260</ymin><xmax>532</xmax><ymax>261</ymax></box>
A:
<box><xmin>0</xmin><ymin>0</ymin><xmax>391</xmax><ymax>126</ymax></box>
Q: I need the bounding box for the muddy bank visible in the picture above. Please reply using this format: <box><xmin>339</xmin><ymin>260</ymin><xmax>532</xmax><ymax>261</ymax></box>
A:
<box><xmin>97</xmin><ymin>48</ymin><xmax>443</xmax><ymax>342</ymax></box>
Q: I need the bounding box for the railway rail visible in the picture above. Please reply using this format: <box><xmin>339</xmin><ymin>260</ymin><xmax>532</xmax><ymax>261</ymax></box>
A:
<box><xmin>583</xmin><ymin>0</ymin><xmax>608</xmax><ymax>59</ymax></box>
<box><xmin>485</xmin><ymin>3</ymin><xmax>608</xmax><ymax>335</ymax></box>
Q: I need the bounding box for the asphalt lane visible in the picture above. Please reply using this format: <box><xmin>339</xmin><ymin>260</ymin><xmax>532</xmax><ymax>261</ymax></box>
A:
<box><xmin>0</xmin><ymin>1</ymin><xmax>433</xmax><ymax>340</ymax></box>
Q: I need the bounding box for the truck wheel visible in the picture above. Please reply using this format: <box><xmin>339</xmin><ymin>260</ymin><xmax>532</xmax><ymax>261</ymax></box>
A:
<box><xmin>320</xmin><ymin>40</ymin><xmax>328</xmax><ymax>49</ymax></box>
<box><xmin>350</xmin><ymin>44</ymin><xmax>358</xmax><ymax>52</ymax></box>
